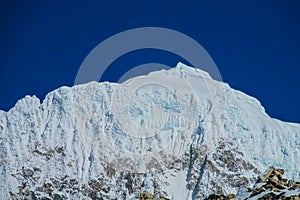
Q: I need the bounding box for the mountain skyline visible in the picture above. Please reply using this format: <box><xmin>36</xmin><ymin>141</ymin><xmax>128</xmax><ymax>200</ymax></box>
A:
<box><xmin>0</xmin><ymin>1</ymin><xmax>299</xmax><ymax>123</ymax></box>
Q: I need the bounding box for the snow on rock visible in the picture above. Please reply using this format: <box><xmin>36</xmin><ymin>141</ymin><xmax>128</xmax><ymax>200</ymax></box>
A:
<box><xmin>0</xmin><ymin>62</ymin><xmax>299</xmax><ymax>199</ymax></box>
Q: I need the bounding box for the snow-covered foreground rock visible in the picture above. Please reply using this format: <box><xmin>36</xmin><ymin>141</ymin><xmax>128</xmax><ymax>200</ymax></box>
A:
<box><xmin>0</xmin><ymin>63</ymin><xmax>299</xmax><ymax>199</ymax></box>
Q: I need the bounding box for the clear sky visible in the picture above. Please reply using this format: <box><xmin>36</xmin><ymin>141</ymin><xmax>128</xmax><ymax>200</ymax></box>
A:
<box><xmin>0</xmin><ymin>1</ymin><xmax>299</xmax><ymax>123</ymax></box>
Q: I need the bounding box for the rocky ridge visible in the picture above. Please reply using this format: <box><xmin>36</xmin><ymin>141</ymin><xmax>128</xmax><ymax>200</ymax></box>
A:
<box><xmin>205</xmin><ymin>167</ymin><xmax>300</xmax><ymax>200</ymax></box>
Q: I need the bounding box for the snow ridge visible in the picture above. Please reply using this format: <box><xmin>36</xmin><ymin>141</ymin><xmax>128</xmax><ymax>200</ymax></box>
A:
<box><xmin>0</xmin><ymin>63</ymin><xmax>299</xmax><ymax>199</ymax></box>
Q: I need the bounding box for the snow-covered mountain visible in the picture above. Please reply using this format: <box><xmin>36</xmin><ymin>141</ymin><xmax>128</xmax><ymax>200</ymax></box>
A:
<box><xmin>0</xmin><ymin>63</ymin><xmax>299</xmax><ymax>199</ymax></box>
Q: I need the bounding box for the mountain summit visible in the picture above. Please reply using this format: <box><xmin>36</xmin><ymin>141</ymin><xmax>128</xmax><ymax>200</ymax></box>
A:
<box><xmin>0</xmin><ymin>63</ymin><xmax>299</xmax><ymax>199</ymax></box>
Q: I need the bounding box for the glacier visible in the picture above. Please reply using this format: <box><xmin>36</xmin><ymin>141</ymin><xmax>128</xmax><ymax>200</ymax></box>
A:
<box><xmin>0</xmin><ymin>62</ymin><xmax>299</xmax><ymax>199</ymax></box>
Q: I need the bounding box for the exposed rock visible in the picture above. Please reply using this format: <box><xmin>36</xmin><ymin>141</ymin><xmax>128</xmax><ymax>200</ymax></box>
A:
<box><xmin>55</xmin><ymin>146</ymin><xmax>64</xmax><ymax>154</ymax></box>
<box><xmin>137</xmin><ymin>191</ymin><xmax>154</xmax><ymax>200</ymax></box>
<box><xmin>205</xmin><ymin>166</ymin><xmax>300</xmax><ymax>199</ymax></box>
<box><xmin>204</xmin><ymin>194</ymin><xmax>228</xmax><ymax>200</ymax></box>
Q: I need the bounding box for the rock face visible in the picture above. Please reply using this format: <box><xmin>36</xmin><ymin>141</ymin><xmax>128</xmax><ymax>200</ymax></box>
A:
<box><xmin>205</xmin><ymin>167</ymin><xmax>300</xmax><ymax>200</ymax></box>
<box><xmin>246</xmin><ymin>167</ymin><xmax>300</xmax><ymax>199</ymax></box>
<box><xmin>0</xmin><ymin>63</ymin><xmax>300</xmax><ymax>199</ymax></box>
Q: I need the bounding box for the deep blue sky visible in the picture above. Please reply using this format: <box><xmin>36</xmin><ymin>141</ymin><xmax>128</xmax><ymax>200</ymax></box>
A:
<box><xmin>0</xmin><ymin>1</ymin><xmax>299</xmax><ymax>123</ymax></box>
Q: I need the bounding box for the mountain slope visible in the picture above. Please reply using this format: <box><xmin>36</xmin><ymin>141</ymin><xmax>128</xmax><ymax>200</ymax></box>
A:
<box><xmin>0</xmin><ymin>63</ymin><xmax>299</xmax><ymax>199</ymax></box>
